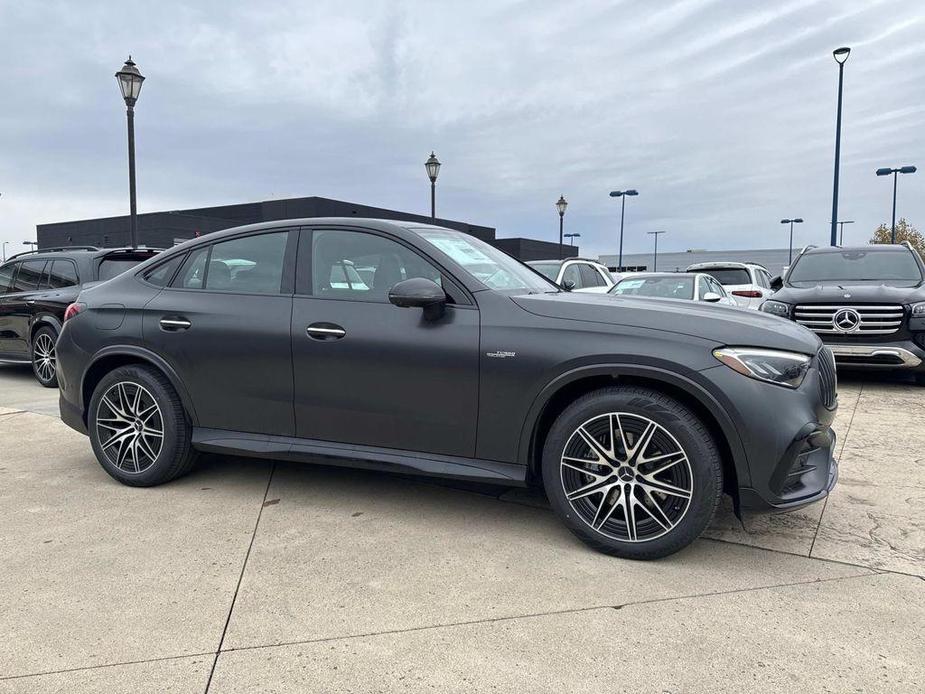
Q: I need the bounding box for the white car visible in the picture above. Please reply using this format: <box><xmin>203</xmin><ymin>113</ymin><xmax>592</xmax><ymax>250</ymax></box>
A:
<box><xmin>609</xmin><ymin>272</ymin><xmax>738</xmax><ymax>306</ymax></box>
<box><xmin>527</xmin><ymin>258</ymin><xmax>614</xmax><ymax>293</ymax></box>
<box><xmin>684</xmin><ymin>261</ymin><xmax>775</xmax><ymax>310</ymax></box>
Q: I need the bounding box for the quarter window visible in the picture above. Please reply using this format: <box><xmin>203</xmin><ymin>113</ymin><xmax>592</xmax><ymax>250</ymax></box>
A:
<box><xmin>174</xmin><ymin>247</ymin><xmax>209</xmax><ymax>289</ymax></box>
<box><xmin>145</xmin><ymin>255</ymin><xmax>185</xmax><ymax>287</ymax></box>
<box><xmin>47</xmin><ymin>260</ymin><xmax>79</xmax><ymax>288</ymax></box>
<box><xmin>0</xmin><ymin>263</ymin><xmax>15</xmax><ymax>294</ymax></box>
<box><xmin>309</xmin><ymin>229</ymin><xmax>443</xmax><ymax>302</ymax></box>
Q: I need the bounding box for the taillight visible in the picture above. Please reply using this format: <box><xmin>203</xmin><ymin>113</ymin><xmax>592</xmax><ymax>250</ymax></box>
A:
<box><xmin>732</xmin><ymin>290</ymin><xmax>762</xmax><ymax>298</ymax></box>
<box><xmin>64</xmin><ymin>302</ymin><xmax>86</xmax><ymax>321</ymax></box>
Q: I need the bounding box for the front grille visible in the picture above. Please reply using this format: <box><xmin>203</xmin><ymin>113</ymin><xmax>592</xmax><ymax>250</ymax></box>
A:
<box><xmin>794</xmin><ymin>304</ymin><xmax>904</xmax><ymax>335</ymax></box>
<box><xmin>817</xmin><ymin>346</ymin><xmax>838</xmax><ymax>410</ymax></box>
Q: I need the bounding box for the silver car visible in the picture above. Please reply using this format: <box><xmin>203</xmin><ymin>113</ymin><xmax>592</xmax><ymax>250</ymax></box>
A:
<box><xmin>608</xmin><ymin>272</ymin><xmax>738</xmax><ymax>306</ymax></box>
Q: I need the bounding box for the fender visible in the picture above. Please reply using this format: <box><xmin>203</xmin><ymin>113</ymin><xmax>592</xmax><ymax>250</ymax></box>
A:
<box><xmin>28</xmin><ymin>313</ymin><xmax>64</xmax><ymax>344</ymax></box>
<box><xmin>517</xmin><ymin>362</ymin><xmax>750</xmax><ymax>485</ymax></box>
<box><xmin>82</xmin><ymin>345</ymin><xmax>200</xmax><ymax>426</ymax></box>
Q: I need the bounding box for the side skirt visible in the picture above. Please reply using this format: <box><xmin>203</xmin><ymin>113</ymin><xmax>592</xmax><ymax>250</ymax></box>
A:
<box><xmin>191</xmin><ymin>428</ymin><xmax>528</xmax><ymax>486</ymax></box>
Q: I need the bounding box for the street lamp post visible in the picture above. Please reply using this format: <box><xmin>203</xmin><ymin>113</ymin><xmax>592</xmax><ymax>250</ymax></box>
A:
<box><xmin>875</xmin><ymin>166</ymin><xmax>917</xmax><ymax>243</ymax></box>
<box><xmin>830</xmin><ymin>219</ymin><xmax>854</xmax><ymax>245</ymax></box>
<box><xmin>830</xmin><ymin>47</ymin><xmax>850</xmax><ymax>247</ymax></box>
<box><xmin>609</xmin><ymin>189</ymin><xmax>638</xmax><ymax>270</ymax></box>
<box><xmin>555</xmin><ymin>195</ymin><xmax>568</xmax><ymax>259</ymax></box>
<box><xmin>23</xmin><ymin>241</ymin><xmax>38</xmax><ymax>251</ymax></box>
<box><xmin>780</xmin><ymin>218</ymin><xmax>804</xmax><ymax>263</ymax></box>
<box><xmin>115</xmin><ymin>57</ymin><xmax>145</xmax><ymax>250</ymax></box>
<box><xmin>564</xmin><ymin>232</ymin><xmax>581</xmax><ymax>247</ymax></box>
<box><xmin>425</xmin><ymin>152</ymin><xmax>441</xmax><ymax>220</ymax></box>
<box><xmin>647</xmin><ymin>230</ymin><xmax>666</xmax><ymax>271</ymax></box>
<box><xmin>2</xmin><ymin>242</ymin><xmax>9</xmax><ymax>261</ymax></box>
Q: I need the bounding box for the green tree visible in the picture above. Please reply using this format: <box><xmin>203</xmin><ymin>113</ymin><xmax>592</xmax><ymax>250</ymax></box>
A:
<box><xmin>869</xmin><ymin>218</ymin><xmax>925</xmax><ymax>258</ymax></box>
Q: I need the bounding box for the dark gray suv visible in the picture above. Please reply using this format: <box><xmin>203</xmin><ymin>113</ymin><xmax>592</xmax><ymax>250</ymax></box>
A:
<box><xmin>55</xmin><ymin>219</ymin><xmax>838</xmax><ymax>559</ymax></box>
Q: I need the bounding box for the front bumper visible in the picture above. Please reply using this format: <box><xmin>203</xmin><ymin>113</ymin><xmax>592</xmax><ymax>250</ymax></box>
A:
<box><xmin>825</xmin><ymin>341</ymin><xmax>924</xmax><ymax>370</ymax></box>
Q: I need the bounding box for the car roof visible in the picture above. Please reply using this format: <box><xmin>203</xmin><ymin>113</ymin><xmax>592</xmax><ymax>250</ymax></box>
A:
<box><xmin>686</xmin><ymin>261</ymin><xmax>754</xmax><ymax>270</ymax></box>
<box><xmin>527</xmin><ymin>258</ymin><xmax>602</xmax><ymax>265</ymax></box>
<box><xmin>618</xmin><ymin>272</ymin><xmax>699</xmax><ymax>279</ymax></box>
<box><xmin>805</xmin><ymin>244</ymin><xmax>909</xmax><ymax>254</ymax></box>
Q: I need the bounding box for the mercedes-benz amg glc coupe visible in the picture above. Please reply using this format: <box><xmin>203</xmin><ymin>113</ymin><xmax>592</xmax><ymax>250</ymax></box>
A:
<box><xmin>56</xmin><ymin>219</ymin><xmax>838</xmax><ymax>559</ymax></box>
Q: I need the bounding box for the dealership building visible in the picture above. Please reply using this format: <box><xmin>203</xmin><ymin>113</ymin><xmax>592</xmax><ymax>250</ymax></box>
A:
<box><xmin>600</xmin><ymin>248</ymin><xmax>796</xmax><ymax>277</ymax></box>
<box><xmin>35</xmin><ymin>196</ymin><xmax>576</xmax><ymax>262</ymax></box>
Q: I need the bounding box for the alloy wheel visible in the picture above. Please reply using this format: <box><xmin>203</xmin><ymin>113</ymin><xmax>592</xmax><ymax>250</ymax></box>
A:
<box><xmin>559</xmin><ymin>412</ymin><xmax>693</xmax><ymax>542</ymax></box>
<box><xmin>95</xmin><ymin>382</ymin><xmax>164</xmax><ymax>473</ymax></box>
<box><xmin>33</xmin><ymin>333</ymin><xmax>56</xmax><ymax>383</ymax></box>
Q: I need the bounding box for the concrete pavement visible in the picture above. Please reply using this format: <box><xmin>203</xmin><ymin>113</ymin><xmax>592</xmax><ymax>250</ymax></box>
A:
<box><xmin>1</xmin><ymin>366</ymin><xmax>922</xmax><ymax>692</ymax></box>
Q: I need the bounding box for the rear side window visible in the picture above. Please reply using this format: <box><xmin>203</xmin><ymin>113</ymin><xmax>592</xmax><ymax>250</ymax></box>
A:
<box><xmin>578</xmin><ymin>263</ymin><xmax>606</xmax><ymax>287</ymax></box>
<box><xmin>47</xmin><ymin>260</ymin><xmax>79</xmax><ymax>288</ymax></box>
<box><xmin>702</xmin><ymin>268</ymin><xmax>751</xmax><ymax>285</ymax></box>
<box><xmin>12</xmin><ymin>260</ymin><xmax>46</xmax><ymax>292</ymax></box>
<box><xmin>144</xmin><ymin>254</ymin><xmax>185</xmax><ymax>287</ymax></box>
<box><xmin>0</xmin><ymin>263</ymin><xmax>15</xmax><ymax>294</ymax></box>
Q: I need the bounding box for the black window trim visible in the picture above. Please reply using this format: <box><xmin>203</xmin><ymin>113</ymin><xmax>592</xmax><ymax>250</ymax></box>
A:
<box><xmin>294</xmin><ymin>225</ymin><xmax>475</xmax><ymax>308</ymax></box>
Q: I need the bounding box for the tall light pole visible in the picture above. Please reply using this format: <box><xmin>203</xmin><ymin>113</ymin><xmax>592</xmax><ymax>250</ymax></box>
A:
<box><xmin>830</xmin><ymin>46</ymin><xmax>850</xmax><ymax>247</ymax></box>
<box><xmin>780</xmin><ymin>218</ymin><xmax>804</xmax><ymax>264</ymax></box>
<box><xmin>830</xmin><ymin>219</ymin><xmax>854</xmax><ymax>245</ymax></box>
<box><xmin>876</xmin><ymin>166</ymin><xmax>917</xmax><ymax>243</ymax></box>
<box><xmin>115</xmin><ymin>57</ymin><xmax>145</xmax><ymax>249</ymax></box>
<box><xmin>647</xmin><ymin>230</ymin><xmax>666</xmax><ymax>271</ymax></box>
<box><xmin>425</xmin><ymin>152</ymin><xmax>441</xmax><ymax>220</ymax></box>
<box><xmin>564</xmin><ymin>232</ymin><xmax>581</xmax><ymax>247</ymax></box>
<box><xmin>555</xmin><ymin>195</ymin><xmax>568</xmax><ymax>259</ymax></box>
<box><xmin>609</xmin><ymin>189</ymin><xmax>638</xmax><ymax>270</ymax></box>
<box><xmin>23</xmin><ymin>241</ymin><xmax>38</xmax><ymax>251</ymax></box>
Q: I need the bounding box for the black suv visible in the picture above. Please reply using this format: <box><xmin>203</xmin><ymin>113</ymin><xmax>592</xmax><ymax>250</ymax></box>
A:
<box><xmin>0</xmin><ymin>246</ymin><xmax>160</xmax><ymax>386</ymax></box>
<box><xmin>762</xmin><ymin>243</ymin><xmax>925</xmax><ymax>383</ymax></box>
<box><xmin>56</xmin><ymin>219</ymin><xmax>838</xmax><ymax>559</ymax></box>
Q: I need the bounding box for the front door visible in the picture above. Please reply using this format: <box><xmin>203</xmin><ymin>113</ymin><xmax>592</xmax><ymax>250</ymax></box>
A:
<box><xmin>291</xmin><ymin>227</ymin><xmax>480</xmax><ymax>458</ymax></box>
<box><xmin>142</xmin><ymin>229</ymin><xmax>296</xmax><ymax>436</ymax></box>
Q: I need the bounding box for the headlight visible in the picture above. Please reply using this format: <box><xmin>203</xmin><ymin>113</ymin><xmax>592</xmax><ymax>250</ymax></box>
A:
<box><xmin>760</xmin><ymin>300</ymin><xmax>792</xmax><ymax>318</ymax></box>
<box><xmin>912</xmin><ymin>301</ymin><xmax>925</xmax><ymax>317</ymax></box>
<box><xmin>713</xmin><ymin>347</ymin><xmax>812</xmax><ymax>389</ymax></box>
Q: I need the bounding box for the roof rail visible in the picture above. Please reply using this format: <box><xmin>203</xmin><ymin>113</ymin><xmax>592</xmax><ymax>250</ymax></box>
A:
<box><xmin>6</xmin><ymin>245</ymin><xmax>101</xmax><ymax>261</ymax></box>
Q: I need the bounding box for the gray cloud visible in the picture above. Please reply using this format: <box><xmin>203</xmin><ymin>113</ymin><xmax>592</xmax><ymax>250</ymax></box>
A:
<box><xmin>1</xmin><ymin>0</ymin><xmax>923</xmax><ymax>259</ymax></box>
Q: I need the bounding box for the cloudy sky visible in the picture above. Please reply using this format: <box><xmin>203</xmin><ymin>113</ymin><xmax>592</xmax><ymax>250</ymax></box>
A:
<box><xmin>1</xmin><ymin>0</ymin><xmax>923</xmax><ymax>259</ymax></box>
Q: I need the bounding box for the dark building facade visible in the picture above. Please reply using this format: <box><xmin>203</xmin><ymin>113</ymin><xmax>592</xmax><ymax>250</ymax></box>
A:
<box><xmin>491</xmin><ymin>238</ymin><xmax>578</xmax><ymax>262</ymax></box>
<box><xmin>35</xmin><ymin>196</ymin><xmax>575</xmax><ymax>261</ymax></box>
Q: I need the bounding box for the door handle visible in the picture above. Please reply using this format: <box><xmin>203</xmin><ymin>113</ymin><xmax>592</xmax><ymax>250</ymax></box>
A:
<box><xmin>26</xmin><ymin>300</ymin><xmax>36</xmax><ymax>305</ymax></box>
<box><xmin>306</xmin><ymin>323</ymin><xmax>346</xmax><ymax>340</ymax></box>
<box><xmin>160</xmin><ymin>317</ymin><xmax>192</xmax><ymax>331</ymax></box>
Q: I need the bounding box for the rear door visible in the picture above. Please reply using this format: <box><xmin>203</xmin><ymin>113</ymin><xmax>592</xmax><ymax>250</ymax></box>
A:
<box><xmin>142</xmin><ymin>229</ymin><xmax>297</xmax><ymax>435</ymax></box>
<box><xmin>0</xmin><ymin>262</ymin><xmax>21</xmax><ymax>355</ymax></box>
<box><xmin>0</xmin><ymin>259</ymin><xmax>46</xmax><ymax>356</ymax></box>
<box><xmin>290</xmin><ymin>226</ymin><xmax>480</xmax><ymax>457</ymax></box>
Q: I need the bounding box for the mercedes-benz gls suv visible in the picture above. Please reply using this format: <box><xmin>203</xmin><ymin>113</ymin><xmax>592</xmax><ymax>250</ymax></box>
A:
<box><xmin>56</xmin><ymin>219</ymin><xmax>838</xmax><ymax>559</ymax></box>
<box><xmin>762</xmin><ymin>243</ymin><xmax>925</xmax><ymax>384</ymax></box>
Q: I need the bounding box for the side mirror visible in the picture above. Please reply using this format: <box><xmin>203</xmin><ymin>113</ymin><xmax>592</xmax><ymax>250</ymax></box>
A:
<box><xmin>702</xmin><ymin>292</ymin><xmax>722</xmax><ymax>303</ymax></box>
<box><xmin>770</xmin><ymin>275</ymin><xmax>783</xmax><ymax>291</ymax></box>
<box><xmin>561</xmin><ymin>280</ymin><xmax>576</xmax><ymax>291</ymax></box>
<box><xmin>389</xmin><ymin>278</ymin><xmax>446</xmax><ymax>319</ymax></box>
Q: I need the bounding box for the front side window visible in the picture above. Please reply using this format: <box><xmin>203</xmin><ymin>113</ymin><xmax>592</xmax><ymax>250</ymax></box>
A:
<box><xmin>12</xmin><ymin>260</ymin><xmax>46</xmax><ymax>292</ymax></box>
<box><xmin>413</xmin><ymin>228</ymin><xmax>555</xmax><ymax>292</ymax></box>
<box><xmin>310</xmin><ymin>229</ymin><xmax>442</xmax><ymax>302</ymax></box>
<box><xmin>0</xmin><ymin>263</ymin><xmax>15</xmax><ymax>294</ymax></box>
<box><xmin>561</xmin><ymin>264</ymin><xmax>582</xmax><ymax>289</ymax></box>
<box><xmin>697</xmin><ymin>276</ymin><xmax>710</xmax><ymax>298</ymax></box>
<box><xmin>754</xmin><ymin>270</ymin><xmax>770</xmax><ymax>289</ymax></box>
<box><xmin>47</xmin><ymin>260</ymin><xmax>79</xmax><ymax>288</ymax></box>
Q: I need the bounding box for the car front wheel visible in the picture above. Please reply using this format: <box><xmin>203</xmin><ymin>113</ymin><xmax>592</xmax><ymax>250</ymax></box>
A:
<box><xmin>542</xmin><ymin>386</ymin><xmax>722</xmax><ymax>560</ymax></box>
<box><xmin>88</xmin><ymin>364</ymin><xmax>198</xmax><ymax>487</ymax></box>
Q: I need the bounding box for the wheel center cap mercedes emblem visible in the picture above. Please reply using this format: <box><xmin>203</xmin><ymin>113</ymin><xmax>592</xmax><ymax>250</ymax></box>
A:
<box><xmin>833</xmin><ymin>308</ymin><xmax>861</xmax><ymax>333</ymax></box>
<box><xmin>617</xmin><ymin>466</ymin><xmax>635</xmax><ymax>482</ymax></box>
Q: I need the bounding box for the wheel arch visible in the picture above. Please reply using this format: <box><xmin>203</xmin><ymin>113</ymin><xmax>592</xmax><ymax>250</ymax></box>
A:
<box><xmin>80</xmin><ymin>346</ymin><xmax>198</xmax><ymax>427</ymax></box>
<box><xmin>520</xmin><ymin>364</ymin><xmax>749</xmax><ymax>512</ymax></box>
<box><xmin>29</xmin><ymin>314</ymin><xmax>63</xmax><ymax>345</ymax></box>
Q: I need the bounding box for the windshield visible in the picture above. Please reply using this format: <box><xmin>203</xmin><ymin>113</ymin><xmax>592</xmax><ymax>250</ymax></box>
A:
<box><xmin>788</xmin><ymin>250</ymin><xmax>923</xmax><ymax>287</ymax></box>
<box><xmin>699</xmin><ymin>268</ymin><xmax>751</xmax><ymax>285</ymax></box>
<box><xmin>415</xmin><ymin>229</ymin><xmax>556</xmax><ymax>292</ymax></box>
<box><xmin>610</xmin><ymin>276</ymin><xmax>694</xmax><ymax>300</ymax></box>
<box><xmin>527</xmin><ymin>262</ymin><xmax>560</xmax><ymax>281</ymax></box>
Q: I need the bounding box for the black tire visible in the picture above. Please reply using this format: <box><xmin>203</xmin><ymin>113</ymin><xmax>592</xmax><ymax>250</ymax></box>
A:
<box><xmin>88</xmin><ymin>364</ymin><xmax>198</xmax><ymax>487</ymax></box>
<box><xmin>915</xmin><ymin>372</ymin><xmax>925</xmax><ymax>387</ymax></box>
<box><xmin>542</xmin><ymin>386</ymin><xmax>723</xmax><ymax>560</ymax></box>
<box><xmin>31</xmin><ymin>326</ymin><xmax>59</xmax><ymax>388</ymax></box>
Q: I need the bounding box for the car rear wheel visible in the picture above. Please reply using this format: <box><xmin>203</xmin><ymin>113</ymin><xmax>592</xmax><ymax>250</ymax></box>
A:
<box><xmin>31</xmin><ymin>326</ymin><xmax>59</xmax><ymax>388</ymax></box>
<box><xmin>542</xmin><ymin>386</ymin><xmax>722</xmax><ymax>560</ymax></box>
<box><xmin>88</xmin><ymin>364</ymin><xmax>198</xmax><ymax>487</ymax></box>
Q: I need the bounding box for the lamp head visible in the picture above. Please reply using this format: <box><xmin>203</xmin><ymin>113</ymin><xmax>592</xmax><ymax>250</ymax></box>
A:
<box><xmin>833</xmin><ymin>47</ymin><xmax>850</xmax><ymax>64</ymax></box>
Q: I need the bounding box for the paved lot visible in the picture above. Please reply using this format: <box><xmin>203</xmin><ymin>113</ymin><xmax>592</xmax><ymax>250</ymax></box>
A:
<box><xmin>1</xmin><ymin>363</ymin><xmax>923</xmax><ymax>692</ymax></box>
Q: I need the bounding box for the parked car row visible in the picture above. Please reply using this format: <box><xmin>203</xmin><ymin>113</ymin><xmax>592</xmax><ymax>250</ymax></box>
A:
<box><xmin>39</xmin><ymin>218</ymin><xmax>841</xmax><ymax>561</ymax></box>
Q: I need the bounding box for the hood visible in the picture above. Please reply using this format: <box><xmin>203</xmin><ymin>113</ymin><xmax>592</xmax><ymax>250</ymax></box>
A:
<box><xmin>512</xmin><ymin>292</ymin><xmax>821</xmax><ymax>354</ymax></box>
<box><xmin>773</xmin><ymin>282</ymin><xmax>925</xmax><ymax>305</ymax></box>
